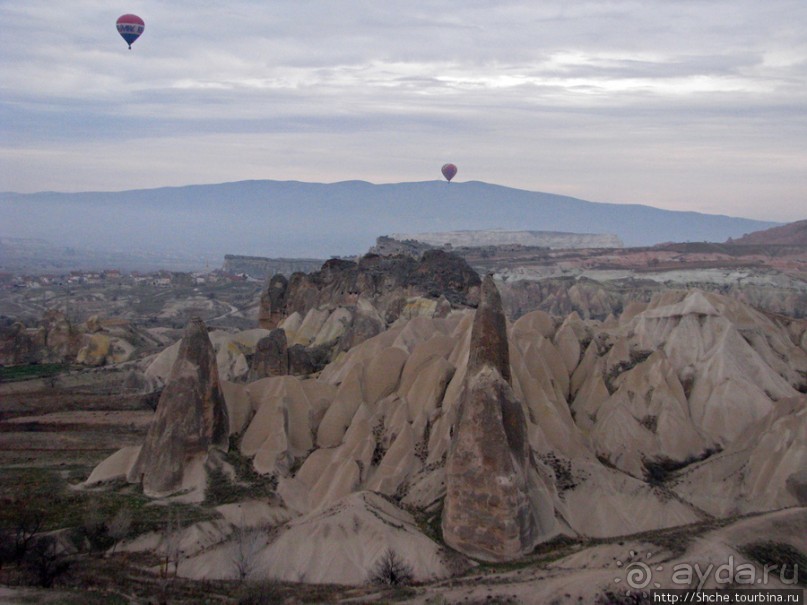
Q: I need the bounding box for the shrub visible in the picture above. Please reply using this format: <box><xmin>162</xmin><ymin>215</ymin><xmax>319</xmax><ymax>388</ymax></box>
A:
<box><xmin>236</xmin><ymin>581</ymin><xmax>284</xmax><ymax>605</ymax></box>
<box><xmin>741</xmin><ymin>541</ymin><xmax>806</xmax><ymax>586</ymax></box>
<box><xmin>594</xmin><ymin>590</ymin><xmax>653</xmax><ymax>604</ymax></box>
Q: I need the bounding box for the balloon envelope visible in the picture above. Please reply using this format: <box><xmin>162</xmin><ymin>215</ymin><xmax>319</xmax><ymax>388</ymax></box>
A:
<box><xmin>117</xmin><ymin>14</ymin><xmax>144</xmax><ymax>48</ymax></box>
<box><xmin>441</xmin><ymin>163</ymin><xmax>458</xmax><ymax>182</ymax></box>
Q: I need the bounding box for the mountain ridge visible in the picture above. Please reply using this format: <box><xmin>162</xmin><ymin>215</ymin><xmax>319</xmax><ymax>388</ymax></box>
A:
<box><xmin>1</xmin><ymin>179</ymin><xmax>779</xmax><ymax>261</ymax></box>
<box><xmin>730</xmin><ymin>218</ymin><xmax>807</xmax><ymax>246</ymax></box>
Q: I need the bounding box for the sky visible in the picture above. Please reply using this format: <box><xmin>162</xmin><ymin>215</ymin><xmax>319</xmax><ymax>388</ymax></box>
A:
<box><xmin>1</xmin><ymin>0</ymin><xmax>805</xmax><ymax>223</ymax></box>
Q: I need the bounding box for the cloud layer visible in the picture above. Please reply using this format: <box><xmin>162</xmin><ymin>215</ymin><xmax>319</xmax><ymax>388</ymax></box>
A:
<box><xmin>1</xmin><ymin>0</ymin><xmax>805</xmax><ymax>221</ymax></box>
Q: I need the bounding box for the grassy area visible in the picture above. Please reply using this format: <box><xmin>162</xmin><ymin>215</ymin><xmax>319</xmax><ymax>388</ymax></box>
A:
<box><xmin>0</xmin><ymin>363</ymin><xmax>68</xmax><ymax>383</ymax></box>
<box><xmin>475</xmin><ymin>535</ymin><xmax>584</xmax><ymax>574</ymax></box>
<box><xmin>0</xmin><ymin>588</ymin><xmax>130</xmax><ymax>605</ymax></box>
<box><xmin>0</xmin><ymin>466</ymin><xmax>217</xmax><ymax>538</ymax></box>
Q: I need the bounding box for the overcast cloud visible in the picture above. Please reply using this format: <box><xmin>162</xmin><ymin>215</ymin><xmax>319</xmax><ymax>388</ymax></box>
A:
<box><xmin>1</xmin><ymin>0</ymin><xmax>805</xmax><ymax>221</ymax></box>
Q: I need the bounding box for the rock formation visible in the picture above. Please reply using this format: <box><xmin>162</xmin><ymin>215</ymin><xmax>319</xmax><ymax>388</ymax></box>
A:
<box><xmin>442</xmin><ymin>275</ymin><xmax>553</xmax><ymax>561</ymax></box>
<box><xmin>0</xmin><ymin>310</ymin><xmax>83</xmax><ymax>365</ymax></box>
<box><xmin>258</xmin><ymin>274</ymin><xmax>289</xmax><ymax>330</ymax></box>
<box><xmin>39</xmin><ymin>309</ymin><xmax>83</xmax><ymax>362</ymax></box>
<box><xmin>0</xmin><ymin>310</ymin><xmax>137</xmax><ymax>367</ymax></box>
<box><xmin>266</xmin><ymin>251</ymin><xmax>480</xmax><ymax>327</ymax></box>
<box><xmin>248</xmin><ymin>329</ymin><xmax>288</xmax><ymax>381</ymax></box>
<box><xmin>178</xmin><ymin>491</ymin><xmax>471</xmax><ymax>584</ymax></box>
<box><xmin>86</xmin><ymin>280</ymin><xmax>807</xmax><ymax>587</ymax></box>
<box><xmin>253</xmin><ymin>251</ymin><xmax>481</xmax><ymax>374</ymax></box>
<box><xmin>145</xmin><ymin>328</ymin><xmax>274</xmax><ymax>384</ymax></box>
<box><xmin>250</xmin><ymin>491</ymin><xmax>469</xmax><ymax>584</ymax></box>
<box><xmin>0</xmin><ymin>321</ymin><xmax>39</xmax><ymax>365</ymax></box>
<box><xmin>128</xmin><ymin>317</ymin><xmax>229</xmax><ymax>497</ymax></box>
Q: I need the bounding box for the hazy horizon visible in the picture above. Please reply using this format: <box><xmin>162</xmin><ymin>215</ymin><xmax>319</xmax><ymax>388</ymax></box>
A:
<box><xmin>0</xmin><ymin>180</ymin><xmax>781</xmax><ymax>271</ymax></box>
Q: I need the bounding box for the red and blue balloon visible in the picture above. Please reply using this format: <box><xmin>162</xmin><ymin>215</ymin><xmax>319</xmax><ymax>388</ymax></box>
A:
<box><xmin>116</xmin><ymin>14</ymin><xmax>144</xmax><ymax>49</ymax></box>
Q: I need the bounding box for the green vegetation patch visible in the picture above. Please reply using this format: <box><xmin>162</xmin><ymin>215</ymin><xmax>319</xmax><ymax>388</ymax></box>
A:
<box><xmin>740</xmin><ymin>541</ymin><xmax>807</xmax><ymax>586</ymax></box>
<box><xmin>205</xmin><ymin>436</ymin><xmax>278</xmax><ymax>505</ymax></box>
<box><xmin>0</xmin><ymin>467</ymin><xmax>215</xmax><ymax>538</ymax></box>
<box><xmin>0</xmin><ymin>363</ymin><xmax>68</xmax><ymax>383</ymax></box>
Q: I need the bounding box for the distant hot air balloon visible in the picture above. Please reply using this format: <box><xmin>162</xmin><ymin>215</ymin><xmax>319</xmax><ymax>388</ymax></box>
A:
<box><xmin>441</xmin><ymin>163</ymin><xmax>458</xmax><ymax>182</ymax></box>
<box><xmin>116</xmin><ymin>14</ymin><xmax>145</xmax><ymax>49</ymax></box>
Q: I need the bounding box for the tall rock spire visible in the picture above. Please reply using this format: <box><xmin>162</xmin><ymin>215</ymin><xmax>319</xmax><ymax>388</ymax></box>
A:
<box><xmin>467</xmin><ymin>274</ymin><xmax>512</xmax><ymax>383</ymax></box>
<box><xmin>442</xmin><ymin>275</ymin><xmax>552</xmax><ymax>561</ymax></box>
<box><xmin>128</xmin><ymin>317</ymin><xmax>229</xmax><ymax>497</ymax></box>
<box><xmin>258</xmin><ymin>273</ymin><xmax>288</xmax><ymax>330</ymax></box>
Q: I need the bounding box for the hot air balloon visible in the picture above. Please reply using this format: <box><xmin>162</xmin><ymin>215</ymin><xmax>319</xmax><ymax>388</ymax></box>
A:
<box><xmin>441</xmin><ymin>163</ymin><xmax>458</xmax><ymax>182</ymax></box>
<box><xmin>117</xmin><ymin>14</ymin><xmax>145</xmax><ymax>49</ymax></box>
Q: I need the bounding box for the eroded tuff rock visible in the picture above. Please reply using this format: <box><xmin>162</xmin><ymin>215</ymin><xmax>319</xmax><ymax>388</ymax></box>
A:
<box><xmin>252</xmin><ymin>251</ymin><xmax>481</xmax><ymax>376</ymax></box>
<box><xmin>0</xmin><ymin>310</ymin><xmax>81</xmax><ymax>365</ymax></box>
<box><xmin>258</xmin><ymin>274</ymin><xmax>288</xmax><ymax>330</ymax></box>
<box><xmin>466</xmin><ymin>275</ymin><xmax>511</xmax><ymax>382</ymax></box>
<box><xmin>672</xmin><ymin>398</ymin><xmax>807</xmax><ymax>515</ymax></box>
<box><xmin>442</xmin><ymin>275</ymin><xmax>553</xmax><ymax>561</ymax></box>
<box><xmin>237</xmin><ymin>293</ymin><xmax>699</xmax><ymax>538</ymax></box>
<box><xmin>263</xmin><ymin>251</ymin><xmax>480</xmax><ymax>333</ymax></box>
<box><xmin>89</xmin><ymin>283</ymin><xmax>805</xmax><ymax>584</ymax></box>
<box><xmin>145</xmin><ymin>328</ymin><xmax>275</xmax><ymax>384</ymax></box>
<box><xmin>248</xmin><ymin>329</ymin><xmax>288</xmax><ymax>381</ymax></box>
<box><xmin>0</xmin><ymin>321</ymin><xmax>39</xmax><ymax>365</ymax></box>
<box><xmin>0</xmin><ymin>310</ymin><xmax>137</xmax><ymax>367</ymax></box>
<box><xmin>128</xmin><ymin>317</ymin><xmax>229</xmax><ymax>497</ymax></box>
<box><xmin>500</xmin><ymin>273</ymin><xmax>807</xmax><ymax>321</ymax></box>
<box><xmin>179</xmin><ymin>490</ymin><xmax>471</xmax><ymax>584</ymax></box>
<box><xmin>570</xmin><ymin>289</ymin><xmax>807</xmax><ymax>485</ymax></box>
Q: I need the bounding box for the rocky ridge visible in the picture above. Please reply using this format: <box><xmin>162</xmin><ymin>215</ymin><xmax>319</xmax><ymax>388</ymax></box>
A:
<box><xmin>222</xmin><ymin>254</ymin><xmax>323</xmax><ymax>279</ymax></box>
<box><xmin>730</xmin><ymin>218</ymin><xmax>807</xmax><ymax>246</ymax></box>
<box><xmin>390</xmin><ymin>229</ymin><xmax>624</xmax><ymax>249</ymax></box>
<box><xmin>253</xmin><ymin>251</ymin><xmax>481</xmax><ymax>374</ymax></box>
<box><xmin>368</xmin><ymin>233</ymin><xmax>807</xmax><ymax>320</ymax></box>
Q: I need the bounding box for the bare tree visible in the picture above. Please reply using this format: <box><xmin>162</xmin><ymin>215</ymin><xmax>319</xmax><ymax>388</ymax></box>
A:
<box><xmin>13</xmin><ymin>507</ymin><xmax>44</xmax><ymax>564</ymax></box>
<box><xmin>159</xmin><ymin>510</ymin><xmax>183</xmax><ymax>580</ymax></box>
<box><xmin>26</xmin><ymin>535</ymin><xmax>71</xmax><ymax>588</ymax></box>
<box><xmin>369</xmin><ymin>548</ymin><xmax>414</xmax><ymax>586</ymax></box>
<box><xmin>0</xmin><ymin>501</ymin><xmax>46</xmax><ymax>573</ymax></box>
<box><xmin>231</xmin><ymin>515</ymin><xmax>264</xmax><ymax>581</ymax></box>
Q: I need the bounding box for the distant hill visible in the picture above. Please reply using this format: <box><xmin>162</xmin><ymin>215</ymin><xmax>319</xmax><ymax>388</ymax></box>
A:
<box><xmin>0</xmin><ymin>180</ymin><xmax>779</xmax><ymax>264</ymax></box>
<box><xmin>729</xmin><ymin>219</ymin><xmax>807</xmax><ymax>246</ymax></box>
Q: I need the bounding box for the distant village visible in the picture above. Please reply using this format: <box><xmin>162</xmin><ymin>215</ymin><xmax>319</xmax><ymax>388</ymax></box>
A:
<box><xmin>0</xmin><ymin>268</ymin><xmax>260</xmax><ymax>291</ymax></box>
<box><xmin>0</xmin><ymin>253</ymin><xmax>328</xmax><ymax>292</ymax></box>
